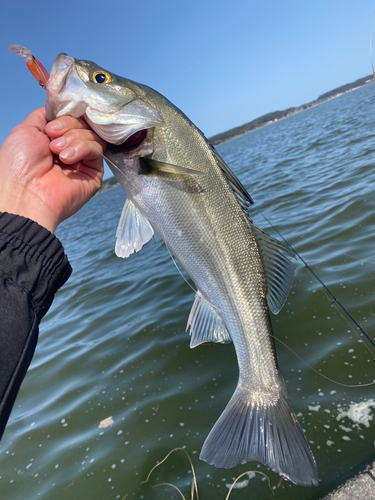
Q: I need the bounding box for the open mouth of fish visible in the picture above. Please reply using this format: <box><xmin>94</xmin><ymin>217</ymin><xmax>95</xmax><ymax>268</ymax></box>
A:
<box><xmin>47</xmin><ymin>53</ymin><xmax>75</xmax><ymax>95</ymax></box>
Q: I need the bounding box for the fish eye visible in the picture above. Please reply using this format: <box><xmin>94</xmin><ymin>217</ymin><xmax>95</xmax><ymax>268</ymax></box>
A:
<box><xmin>92</xmin><ymin>71</ymin><xmax>113</xmax><ymax>84</ymax></box>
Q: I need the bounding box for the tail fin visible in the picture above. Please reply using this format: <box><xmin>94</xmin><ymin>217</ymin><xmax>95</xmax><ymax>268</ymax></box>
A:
<box><xmin>200</xmin><ymin>386</ymin><xmax>319</xmax><ymax>487</ymax></box>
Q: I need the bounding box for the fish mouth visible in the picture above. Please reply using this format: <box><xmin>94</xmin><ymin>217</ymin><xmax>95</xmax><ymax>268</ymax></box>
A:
<box><xmin>47</xmin><ymin>53</ymin><xmax>75</xmax><ymax>95</ymax></box>
<box><xmin>45</xmin><ymin>53</ymin><xmax>85</xmax><ymax>122</ymax></box>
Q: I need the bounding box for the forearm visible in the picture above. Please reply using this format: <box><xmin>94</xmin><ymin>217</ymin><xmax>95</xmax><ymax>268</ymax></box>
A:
<box><xmin>0</xmin><ymin>212</ymin><xmax>71</xmax><ymax>438</ymax></box>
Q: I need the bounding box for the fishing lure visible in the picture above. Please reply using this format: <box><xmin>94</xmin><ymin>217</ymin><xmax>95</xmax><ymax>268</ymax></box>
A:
<box><xmin>9</xmin><ymin>45</ymin><xmax>49</xmax><ymax>89</ymax></box>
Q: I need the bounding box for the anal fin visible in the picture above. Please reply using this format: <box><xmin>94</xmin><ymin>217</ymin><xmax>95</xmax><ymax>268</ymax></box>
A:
<box><xmin>187</xmin><ymin>292</ymin><xmax>231</xmax><ymax>348</ymax></box>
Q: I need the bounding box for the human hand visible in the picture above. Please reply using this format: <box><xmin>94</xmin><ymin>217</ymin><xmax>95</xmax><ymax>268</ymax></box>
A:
<box><xmin>0</xmin><ymin>108</ymin><xmax>106</xmax><ymax>233</ymax></box>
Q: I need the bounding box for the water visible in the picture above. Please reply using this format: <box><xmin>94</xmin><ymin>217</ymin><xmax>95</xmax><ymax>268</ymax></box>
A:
<box><xmin>1</xmin><ymin>84</ymin><xmax>375</xmax><ymax>499</ymax></box>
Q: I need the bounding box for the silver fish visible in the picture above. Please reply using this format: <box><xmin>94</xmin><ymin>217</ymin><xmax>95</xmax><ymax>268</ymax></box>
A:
<box><xmin>46</xmin><ymin>54</ymin><xmax>318</xmax><ymax>486</ymax></box>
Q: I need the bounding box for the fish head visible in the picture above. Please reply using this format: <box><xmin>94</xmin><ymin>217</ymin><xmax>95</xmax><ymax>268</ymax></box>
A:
<box><xmin>45</xmin><ymin>54</ymin><xmax>163</xmax><ymax>145</ymax></box>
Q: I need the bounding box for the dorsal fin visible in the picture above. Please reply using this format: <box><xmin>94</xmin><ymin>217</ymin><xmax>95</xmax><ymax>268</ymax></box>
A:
<box><xmin>207</xmin><ymin>145</ymin><xmax>294</xmax><ymax>314</ymax></box>
<box><xmin>252</xmin><ymin>225</ymin><xmax>296</xmax><ymax>314</ymax></box>
<box><xmin>209</xmin><ymin>144</ymin><xmax>254</xmax><ymax>213</ymax></box>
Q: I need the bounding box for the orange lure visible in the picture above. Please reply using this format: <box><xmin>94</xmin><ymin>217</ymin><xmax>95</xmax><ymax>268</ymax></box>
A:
<box><xmin>9</xmin><ymin>45</ymin><xmax>49</xmax><ymax>89</ymax></box>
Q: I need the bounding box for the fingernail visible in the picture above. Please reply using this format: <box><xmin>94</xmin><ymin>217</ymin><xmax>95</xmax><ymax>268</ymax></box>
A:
<box><xmin>53</xmin><ymin>137</ymin><xmax>66</xmax><ymax>148</ymax></box>
<box><xmin>49</xmin><ymin>120</ymin><xmax>63</xmax><ymax>131</ymax></box>
<box><xmin>60</xmin><ymin>147</ymin><xmax>75</xmax><ymax>159</ymax></box>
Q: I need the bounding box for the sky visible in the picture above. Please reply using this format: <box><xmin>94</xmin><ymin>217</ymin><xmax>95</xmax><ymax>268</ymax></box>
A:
<box><xmin>1</xmin><ymin>0</ymin><xmax>374</xmax><ymax>178</ymax></box>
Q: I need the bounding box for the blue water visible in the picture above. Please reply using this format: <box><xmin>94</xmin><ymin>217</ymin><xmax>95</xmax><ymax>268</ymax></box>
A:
<box><xmin>1</xmin><ymin>84</ymin><xmax>375</xmax><ymax>500</ymax></box>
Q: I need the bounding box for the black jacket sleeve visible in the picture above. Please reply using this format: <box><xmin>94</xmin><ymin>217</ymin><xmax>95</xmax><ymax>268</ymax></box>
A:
<box><xmin>0</xmin><ymin>212</ymin><xmax>72</xmax><ymax>439</ymax></box>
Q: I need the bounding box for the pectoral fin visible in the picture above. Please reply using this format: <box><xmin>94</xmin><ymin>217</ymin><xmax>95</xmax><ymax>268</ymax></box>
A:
<box><xmin>115</xmin><ymin>198</ymin><xmax>154</xmax><ymax>258</ymax></box>
<box><xmin>187</xmin><ymin>292</ymin><xmax>231</xmax><ymax>348</ymax></box>
<box><xmin>138</xmin><ymin>158</ymin><xmax>205</xmax><ymax>193</ymax></box>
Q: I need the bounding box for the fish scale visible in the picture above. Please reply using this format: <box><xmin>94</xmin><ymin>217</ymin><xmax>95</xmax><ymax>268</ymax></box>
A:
<box><xmin>45</xmin><ymin>52</ymin><xmax>319</xmax><ymax>486</ymax></box>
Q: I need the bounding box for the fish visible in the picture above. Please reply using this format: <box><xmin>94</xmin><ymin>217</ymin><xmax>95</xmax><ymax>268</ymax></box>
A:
<box><xmin>45</xmin><ymin>53</ymin><xmax>319</xmax><ymax>487</ymax></box>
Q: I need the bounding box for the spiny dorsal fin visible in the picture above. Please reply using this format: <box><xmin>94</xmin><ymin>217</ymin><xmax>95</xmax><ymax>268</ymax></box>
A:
<box><xmin>252</xmin><ymin>225</ymin><xmax>296</xmax><ymax>314</ymax></box>
<box><xmin>209</xmin><ymin>144</ymin><xmax>254</xmax><ymax>213</ymax></box>
<box><xmin>210</xmin><ymin>138</ymin><xmax>295</xmax><ymax>314</ymax></box>
<box><xmin>115</xmin><ymin>198</ymin><xmax>154</xmax><ymax>258</ymax></box>
<box><xmin>187</xmin><ymin>292</ymin><xmax>232</xmax><ymax>348</ymax></box>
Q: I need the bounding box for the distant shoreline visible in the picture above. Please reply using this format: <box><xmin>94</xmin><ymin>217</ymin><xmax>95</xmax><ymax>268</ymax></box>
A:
<box><xmin>96</xmin><ymin>176</ymin><xmax>120</xmax><ymax>195</ymax></box>
<box><xmin>208</xmin><ymin>74</ymin><xmax>374</xmax><ymax>146</ymax></box>
<box><xmin>210</xmin><ymin>92</ymin><xmax>339</xmax><ymax>146</ymax></box>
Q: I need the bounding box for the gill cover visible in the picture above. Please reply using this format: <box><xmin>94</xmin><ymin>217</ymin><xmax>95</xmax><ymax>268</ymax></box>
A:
<box><xmin>45</xmin><ymin>54</ymin><xmax>163</xmax><ymax>145</ymax></box>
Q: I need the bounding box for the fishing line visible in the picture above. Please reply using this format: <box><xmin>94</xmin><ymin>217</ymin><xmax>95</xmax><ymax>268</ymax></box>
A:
<box><xmin>262</xmin><ymin>222</ymin><xmax>375</xmax><ymax>356</ymax></box>
<box><xmin>332</xmin><ymin>297</ymin><xmax>375</xmax><ymax>358</ymax></box>
<box><xmin>274</xmin><ymin>336</ymin><xmax>375</xmax><ymax>388</ymax></box>
<box><xmin>255</xmin><ymin>208</ymin><xmax>375</xmax><ymax>351</ymax></box>
<box><xmin>282</xmin><ymin>228</ymin><xmax>375</xmax><ymax>266</ymax></box>
<box><xmin>165</xmin><ymin>245</ymin><xmax>197</xmax><ymax>294</ymax></box>
<box><xmin>97</xmin><ymin>150</ymin><xmax>122</xmax><ymax>176</ymax></box>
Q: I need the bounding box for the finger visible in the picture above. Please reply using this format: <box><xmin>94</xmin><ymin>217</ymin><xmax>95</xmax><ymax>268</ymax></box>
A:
<box><xmin>17</xmin><ymin>108</ymin><xmax>47</xmax><ymax>133</ymax></box>
<box><xmin>47</xmin><ymin>118</ymin><xmax>107</xmax><ymax>157</ymax></box>
<box><xmin>56</xmin><ymin>138</ymin><xmax>105</xmax><ymax>166</ymax></box>
<box><xmin>45</xmin><ymin>115</ymin><xmax>92</xmax><ymax>138</ymax></box>
<box><xmin>49</xmin><ymin>128</ymin><xmax>105</xmax><ymax>153</ymax></box>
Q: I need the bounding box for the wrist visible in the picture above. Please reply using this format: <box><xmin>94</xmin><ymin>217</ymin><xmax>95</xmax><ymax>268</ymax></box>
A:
<box><xmin>0</xmin><ymin>189</ymin><xmax>58</xmax><ymax>234</ymax></box>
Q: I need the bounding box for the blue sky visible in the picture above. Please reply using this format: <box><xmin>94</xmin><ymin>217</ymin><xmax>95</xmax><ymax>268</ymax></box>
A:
<box><xmin>1</xmin><ymin>0</ymin><xmax>374</xmax><ymax>178</ymax></box>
